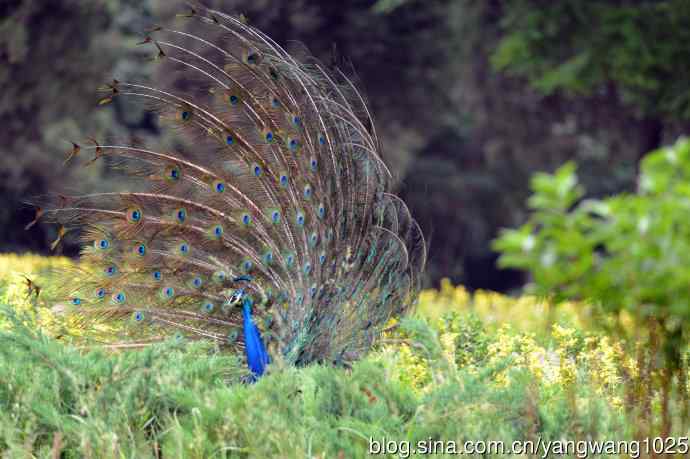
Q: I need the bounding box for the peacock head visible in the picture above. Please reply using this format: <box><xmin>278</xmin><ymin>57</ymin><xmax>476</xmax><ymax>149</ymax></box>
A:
<box><xmin>221</xmin><ymin>275</ymin><xmax>254</xmax><ymax>309</ymax></box>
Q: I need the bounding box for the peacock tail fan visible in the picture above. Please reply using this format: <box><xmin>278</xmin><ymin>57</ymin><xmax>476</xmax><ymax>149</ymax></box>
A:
<box><xmin>32</xmin><ymin>2</ymin><xmax>427</xmax><ymax>371</ymax></box>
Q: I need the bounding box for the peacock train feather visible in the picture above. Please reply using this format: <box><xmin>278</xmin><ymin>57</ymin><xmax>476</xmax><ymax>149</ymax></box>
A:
<box><xmin>32</xmin><ymin>3</ymin><xmax>426</xmax><ymax>378</ymax></box>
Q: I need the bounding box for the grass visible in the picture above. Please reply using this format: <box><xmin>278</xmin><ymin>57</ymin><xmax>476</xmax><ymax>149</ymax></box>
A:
<box><xmin>0</xmin><ymin>254</ymin><xmax>686</xmax><ymax>458</ymax></box>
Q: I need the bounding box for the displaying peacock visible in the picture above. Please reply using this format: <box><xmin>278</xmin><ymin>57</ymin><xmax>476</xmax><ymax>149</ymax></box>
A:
<box><xmin>29</xmin><ymin>3</ymin><xmax>426</xmax><ymax>379</ymax></box>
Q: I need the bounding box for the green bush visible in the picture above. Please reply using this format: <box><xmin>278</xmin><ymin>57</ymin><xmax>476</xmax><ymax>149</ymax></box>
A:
<box><xmin>494</xmin><ymin>137</ymin><xmax>690</xmax><ymax>435</ymax></box>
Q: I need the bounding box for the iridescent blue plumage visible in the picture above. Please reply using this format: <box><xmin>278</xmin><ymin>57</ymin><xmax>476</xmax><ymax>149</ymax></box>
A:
<box><xmin>242</xmin><ymin>296</ymin><xmax>270</xmax><ymax>378</ymax></box>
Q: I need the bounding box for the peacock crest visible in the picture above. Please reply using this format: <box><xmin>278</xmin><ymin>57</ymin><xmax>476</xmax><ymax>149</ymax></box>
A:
<box><xmin>31</xmin><ymin>3</ymin><xmax>426</xmax><ymax>378</ymax></box>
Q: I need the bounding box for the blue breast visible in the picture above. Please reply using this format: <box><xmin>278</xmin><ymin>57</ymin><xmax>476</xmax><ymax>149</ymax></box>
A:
<box><xmin>242</xmin><ymin>296</ymin><xmax>270</xmax><ymax>379</ymax></box>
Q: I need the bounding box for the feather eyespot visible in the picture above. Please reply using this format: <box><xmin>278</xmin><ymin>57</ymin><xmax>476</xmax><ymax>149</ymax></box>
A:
<box><xmin>309</xmin><ymin>285</ymin><xmax>317</xmax><ymax>298</ymax></box>
<box><xmin>212</xmin><ymin>270</ymin><xmax>227</xmax><ymax>284</ymax></box>
<box><xmin>269</xmin><ymin>209</ymin><xmax>281</xmax><ymax>224</ymax></box>
<box><xmin>264</xmin><ymin>130</ymin><xmax>275</xmax><ymax>143</ymax></box>
<box><xmin>285</xmin><ymin>253</ymin><xmax>295</xmax><ymax>268</ymax></box>
<box><xmin>135</xmin><ymin>242</ymin><xmax>147</xmax><ymax>256</ymax></box>
<box><xmin>241</xmin><ymin>259</ymin><xmax>253</xmax><ymax>273</ymax></box>
<box><xmin>165</xmin><ymin>164</ymin><xmax>182</xmax><ymax>181</ymax></box>
<box><xmin>241</xmin><ymin>213</ymin><xmax>252</xmax><ymax>226</ymax></box>
<box><xmin>317</xmin><ymin>203</ymin><xmax>326</xmax><ymax>219</ymax></box>
<box><xmin>134</xmin><ymin>311</ymin><xmax>145</xmax><ymax>322</ymax></box>
<box><xmin>113</xmin><ymin>292</ymin><xmax>126</xmax><ymax>304</ymax></box>
<box><xmin>310</xmin><ymin>157</ymin><xmax>318</xmax><ymax>172</ymax></box>
<box><xmin>244</xmin><ymin>49</ymin><xmax>261</xmax><ymax>65</ymax></box>
<box><xmin>295</xmin><ymin>212</ymin><xmax>305</xmax><ymax>226</ymax></box>
<box><xmin>105</xmin><ymin>265</ymin><xmax>118</xmax><ymax>277</ymax></box>
<box><xmin>227</xmin><ymin>330</ymin><xmax>239</xmax><ymax>343</ymax></box>
<box><xmin>270</xmin><ymin>96</ymin><xmax>280</xmax><ymax>108</ymax></box>
<box><xmin>212</xmin><ymin>224</ymin><xmax>224</xmax><ymax>238</ymax></box>
<box><xmin>152</xmin><ymin>270</ymin><xmax>162</xmax><ymax>281</ymax></box>
<box><xmin>228</xmin><ymin>94</ymin><xmax>239</xmax><ymax>106</ymax></box>
<box><xmin>303</xmin><ymin>262</ymin><xmax>312</xmax><ymax>276</ymax></box>
<box><xmin>288</xmin><ymin>137</ymin><xmax>300</xmax><ymax>151</ymax></box>
<box><xmin>161</xmin><ymin>286</ymin><xmax>175</xmax><ymax>299</ymax></box>
<box><xmin>309</xmin><ymin>232</ymin><xmax>318</xmax><ymax>247</ymax></box>
<box><xmin>203</xmin><ymin>301</ymin><xmax>215</xmax><ymax>313</ymax></box>
<box><xmin>226</xmin><ymin>135</ymin><xmax>234</xmax><ymax>145</ymax></box>
<box><xmin>178</xmin><ymin>242</ymin><xmax>190</xmax><ymax>255</ymax></box>
<box><xmin>192</xmin><ymin>276</ymin><xmax>203</xmax><ymax>288</ymax></box>
<box><xmin>279</xmin><ymin>174</ymin><xmax>288</xmax><ymax>187</ymax></box>
<box><xmin>252</xmin><ymin>164</ymin><xmax>262</xmax><ymax>177</ymax></box>
<box><xmin>303</xmin><ymin>185</ymin><xmax>312</xmax><ymax>199</ymax></box>
<box><xmin>318</xmin><ymin>134</ymin><xmax>326</xmax><ymax>145</ymax></box>
<box><xmin>319</xmin><ymin>252</ymin><xmax>326</xmax><ymax>264</ymax></box>
<box><xmin>71</xmin><ymin>297</ymin><xmax>82</xmax><ymax>305</ymax></box>
<box><xmin>263</xmin><ymin>251</ymin><xmax>273</xmax><ymax>264</ymax></box>
<box><xmin>179</xmin><ymin>110</ymin><xmax>192</xmax><ymax>122</ymax></box>
<box><xmin>95</xmin><ymin>238</ymin><xmax>110</xmax><ymax>250</ymax></box>
<box><xmin>212</xmin><ymin>180</ymin><xmax>225</xmax><ymax>193</ymax></box>
<box><xmin>174</xmin><ymin>208</ymin><xmax>187</xmax><ymax>223</ymax></box>
<box><xmin>126</xmin><ymin>207</ymin><xmax>143</xmax><ymax>223</ymax></box>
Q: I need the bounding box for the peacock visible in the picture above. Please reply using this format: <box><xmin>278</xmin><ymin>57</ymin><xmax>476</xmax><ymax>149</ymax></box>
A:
<box><xmin>29</xmin><ymin>3</ymin><xmax>427</xmax><ymax>379</ymax></box>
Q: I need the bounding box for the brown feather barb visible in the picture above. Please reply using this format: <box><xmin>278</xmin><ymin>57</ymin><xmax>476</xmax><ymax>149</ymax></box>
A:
<box><xmin>34</xmin><ymin>3</ymin><xmax>427</xmax><ymax>368</ymax></box>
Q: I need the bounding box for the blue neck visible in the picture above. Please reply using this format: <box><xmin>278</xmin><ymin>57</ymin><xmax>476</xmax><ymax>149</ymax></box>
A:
<box><xmin>242</xmin><ymin>296</ymin><xmax>270</xmax><ymax>379</ymax></box>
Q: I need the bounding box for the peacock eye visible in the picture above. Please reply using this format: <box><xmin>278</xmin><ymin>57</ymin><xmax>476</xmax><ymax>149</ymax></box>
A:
<box><xmin>71</xmin><ymin>297</ymin><xmax>82</xmax><ymax>305</ymax></box>
<box><xmin>226</xmin><ymin>135</ymin><xmax>234</xmax><ymax>145</ymax></box>
<box><xmin>310</xmin><ymin>158</ymin><xmax>318</xmax><ymax>172</ymax></box>
<box><xmin>318</xmin><ymin>203</ymin><xmax>326</xmax><ymax>219</ymax></box>
<box><xmin>213</xmin><ymin>270</ymin><xmax>226</xmax><ymax>283</ymax></box>
<box><xmin>271</xmin><ymin>210</ymin><xmax>281</xmax><ymax>224</ymax></box>
<box><xmin>175</xmin><ymin>208</ymin><xmax>187</xmax><ymax>223</ymax></box>
<box><xmin>319</xmin><ymin>252</ymin><xmax>326</xmax><ymax>264</ymax></box>
<box><xmin>229</xmin><ymin>94</ymin><xmax>239</xmax><ymax>105</ymax></box>
<box><xmin>134</xmin><ymin>311</ymin><xmax>144</xmax><ymax>322</ymax></box>
<box><xmin>213</xmin><ymin>180</ymin><xmax>225</xmax><ymax>193</ymax></box>
<box><xmin>279</xmin><ymin>174</ymin><xmax>288</xmax><ymax>187</ymax></box>
<box><xmin>105</xmin><ymin>265</ymin><xmax>118</xmax><ymax>276</ymax></box>
<box><xmin>153</xmin><ymin>270</ymin><xmax>162</xmax><ymax>281</ymax></box>
<box><xmin>263</xmin><ymin>251</ymin><xmax>273</xmax><ymax>264</ymax></box>
<box><xmin>241</xmin><ymin>259</ymin><xmax>253</xmax><ymax>272</ymax></box>
<box><xmin>95</xmin><ymin>238</ymin><xmax>110</xmax><ymax>250</ymax></box>
<box><xmin>179</xmin><ymin>242</ymin><xmax>190</xmax><ymax>254</ymax></box>
<box><xmin>136</xmin><ymin>243</ymin><xmax>146</xmax><ymax>256</ymax></box>
<box><xmin>288</xmin><ymin>138</ymin><xmax>299</xmax><ymax>151</ymax></box>
<box><xmin>161</xmin><ymin>286</ymin><xmax>175</xmax><ymax>298</ymax></box>
<box><xmin>95</xmin><ymin>287</ymin><xmax>106</xmax><ymax>298</ymax></box>
<box><xmin>318</xmin><ymin>134</ymin><xmax>326</xmax><ymax>145</ymax></box>
<box><xmin>180</xmin><ymin>110</ymin><xmax>191</xmax><ymax>121</ymax></box>
<box><xmin>127</xmin><ymin>207</ymin><xmax>143</xmax><ymax>223</ymax></box>
<box><xmin>165</xmin><ymin>164</ymin><xmax>182</xmax><ymax>181</ymax></box>
<box><xmin>203</xmin><ymin>301</ymin><xmax>214</xmax><ymax>313</ymax></box>
<box><xmin>303</xmin><ymin>262</ymin><xmax>312</xmax><ymax>275</ymax></box>
<box><xmin>265</xmin><ymin>131</ymin><xmax>274</xmax><ymax>143</ymax></box>
<box><xmin>113</xmin><ymin>292</ymin><xmax>126</xmax><ymax>304</ymax></box>
<box><xmin>303</xmin><ymin>185</ymin><xmax>312</xmax><ymax>199</ymax></box>
<box><xmin>292</xmin><ymin>115</ymin><xmax>301</xmax><ymax>127</ymax></box>
<box><xmin>253</xmin><ymin>164</ymin><xmax>262</xmax><ymax>177</ymax></box>
<box><xmin>296</xmin><ymin>212</ymin><xmax>305</xmax><ymax>226</ymax></box>
<box><xmin>193</xmin><ymin>277</ymin><xmax>203</xmax><ymax>288</ymax></box>
<box><xmin>214</xmin><ymin>225</ymin><xmax>223</xmax><ymax>237</ymax></box>
<box><xmin>241</xmin><ymin>213</ymin><xmax>252</xmax><ymax>226</ymax></box>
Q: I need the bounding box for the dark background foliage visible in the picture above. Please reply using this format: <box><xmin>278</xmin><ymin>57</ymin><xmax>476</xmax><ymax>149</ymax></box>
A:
<box><xmin>2</xmin><ymin>0</ymin><xmax>688</xmax><ymax>291</ymax></box>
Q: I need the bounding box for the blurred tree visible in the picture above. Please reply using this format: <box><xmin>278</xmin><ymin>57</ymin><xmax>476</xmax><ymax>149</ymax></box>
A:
<box><xmin>0</xmin><ymin>0</ymin><xmax>156</xmax><ymax>253</ymax></box>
